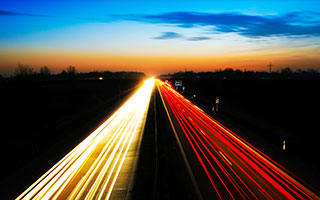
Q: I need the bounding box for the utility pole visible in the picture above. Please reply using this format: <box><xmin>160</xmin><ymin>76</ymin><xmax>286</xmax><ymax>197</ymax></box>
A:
<box><xmin>269</xmin><ymin>63</ymin><xmax>273</xmax><ymax>73</ymax></box>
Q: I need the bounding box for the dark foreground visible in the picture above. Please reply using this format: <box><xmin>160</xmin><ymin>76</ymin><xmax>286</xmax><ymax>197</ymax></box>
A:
<box><xmin>0</xmin><ymin>79</ymin><xmax>141</xmax><ymax>199</ymax></box>
<box><xmin>173</xmin><ymin>79</ymin><xmax>320</xmax><ymax>190</ymax></box>
<box><xmin>1</xmin><ymin>78</ymin><xmax>319</xmax><ymax>199</ymax></box>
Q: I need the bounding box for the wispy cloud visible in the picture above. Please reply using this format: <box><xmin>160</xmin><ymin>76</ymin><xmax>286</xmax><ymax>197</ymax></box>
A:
<box><xmin>153</xmin><ymin>32</ymin><xmax>182</xmax><ymax>39</ymax></box>
<box><xmin>152</xmin><ymin>31</ymin><xmax>211</xmax><ymax>41</ymax></box>
<box><xmin>187</xmin><ymin>36</ymin><xmax>211</xmax><ymax>41</ymax></box>
<box><xmin>0</xmin><ymin>9</ymin><xmax>51</xmax><ymax>17</ymax></box>
<box><xmin>0</xmin><ymin>10</ymin><xmax>18</xmax><ymax>16</ymax></box>
<box><xmin>118</xmin><ymin>11</ymin><xmax>320</xmax><ymax>38</ymax></box>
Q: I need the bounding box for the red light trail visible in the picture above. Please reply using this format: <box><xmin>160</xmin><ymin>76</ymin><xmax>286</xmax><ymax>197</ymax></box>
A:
<box><xmin>157</xmin><ymin>79</ymin><xmax>319</xmax><ymax>199</ymax></box>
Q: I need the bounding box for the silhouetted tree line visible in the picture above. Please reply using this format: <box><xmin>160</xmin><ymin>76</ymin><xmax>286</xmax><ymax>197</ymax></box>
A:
<box><xmin>161</xmin><ymin>67</ymin><xmax>320</xmax><ymax>80</ymax></box>
<box><xmin>7</xmin><ymin>63</ymin><xmax>145</xmax><ymax>80</ymax></box>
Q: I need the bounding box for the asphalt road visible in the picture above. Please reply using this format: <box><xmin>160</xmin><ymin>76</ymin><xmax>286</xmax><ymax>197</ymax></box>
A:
<box><xmin>12</xmin><ymin>77</ymin><xmax>319</xmax><ymax>200</ymax></box>
<box><xmin>15</xmin><ymin>78</ymin><xmax>154</xmax><ymax>200</ymax></box>
<box><xmin>157</xmin><ymin>79</ymin><xmax>320</xmax><ymax>200</ymax></box>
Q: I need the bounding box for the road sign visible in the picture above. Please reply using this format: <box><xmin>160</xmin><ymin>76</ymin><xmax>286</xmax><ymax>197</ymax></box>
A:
<box><xmin>175</xmin><ymin>80</ymin><xmax>182</xmax><ymax>87</ymax></box>
<box><xmin>216</xmin><ymin>97</ymin><xmax>220</xmax><ymax>104</ymax></box>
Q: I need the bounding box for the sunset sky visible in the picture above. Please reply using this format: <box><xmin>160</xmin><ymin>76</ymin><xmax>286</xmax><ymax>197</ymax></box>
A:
<box><xmin>1</xmin><ymin>0</ymin><xmax>320</xmax><ymax>75</ymax></box>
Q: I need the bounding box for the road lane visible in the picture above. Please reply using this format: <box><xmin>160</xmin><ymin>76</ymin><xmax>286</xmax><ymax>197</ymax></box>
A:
<box><xmin>16</xmin><ymin>78</ymin><xmax>155</xmax><ymax>200</ymax></box>
<box><xmin>157</xmin><ymin>79</ymin><xmax>319</xmax><ymax>200</ymax></box>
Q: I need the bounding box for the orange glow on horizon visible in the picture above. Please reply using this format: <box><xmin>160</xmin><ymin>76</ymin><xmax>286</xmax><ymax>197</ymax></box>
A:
<box><xmin>1</xmin><ymin>49</ymin><xmax>319</xmax><ymax>75</ymax></box>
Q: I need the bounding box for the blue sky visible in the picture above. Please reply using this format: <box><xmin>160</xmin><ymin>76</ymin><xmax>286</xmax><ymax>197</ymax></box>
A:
<box><xmin>1</xmin><ymin>0</ymin><xmax>320</xmax><ymax>75</ymax></box>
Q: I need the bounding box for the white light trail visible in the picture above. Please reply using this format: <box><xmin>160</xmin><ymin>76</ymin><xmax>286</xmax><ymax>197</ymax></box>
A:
<box><xmin>16</xmin><ymin>77</ymin><xmax>155</xmax><ymax>200</ymax></box>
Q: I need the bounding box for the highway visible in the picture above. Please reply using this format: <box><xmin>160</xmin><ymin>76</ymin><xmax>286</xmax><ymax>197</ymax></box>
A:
<box><xmin>16</xmin><ymin>78</ymin><xmax>155</xmax><ymax>200</ymax></box>
<box><xmin>157</xmin><ymin>79</ymin><xmax>320</xmax><ymax>200</ymax></box>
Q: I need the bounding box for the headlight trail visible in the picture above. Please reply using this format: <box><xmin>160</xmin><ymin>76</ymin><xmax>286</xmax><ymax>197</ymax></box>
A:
<box><xmin>16</xmin><ymin>77</ymin><xmax>155</xmax><ymax>200</ymax></box>
<box><xmin>157</xmin><ymin>79</ymin><xmax>320</xmax><ymax>200</ymax></box>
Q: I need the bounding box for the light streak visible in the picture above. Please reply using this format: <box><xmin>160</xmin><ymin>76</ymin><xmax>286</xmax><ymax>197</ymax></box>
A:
<box><xmin>16</xmin><ymin>77</ymin><xmax>155</xmax><ymax>200</ymax></box>
<box><xmin>219</xmin><ymin>151</ymin><xmax>232</xmax><ymax>166</ymax></box>
<box><xmin>157</xmin><ymin>79</ymin><xmax>320</xmax><ymax>200</ymax></box>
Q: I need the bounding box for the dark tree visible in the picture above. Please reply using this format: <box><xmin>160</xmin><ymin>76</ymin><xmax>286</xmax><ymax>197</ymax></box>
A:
<box><xmin>14</xmin><ymin>63</ymin><xmax>34</xmax><ymax>77</ymax></box>
<box><xmin>40</xmin><ymin>66</ymin><xmax>51</xmax><ymax>76</ymax></box>
<box><xmin>67</xmin><ymin>66</ymin><xmax>77</xmax><ymax>75</ymax></box>
<box><xmin>280</xmin><ymin>67</ymin><xmax>292</xmax><ymax>79</ymax></box>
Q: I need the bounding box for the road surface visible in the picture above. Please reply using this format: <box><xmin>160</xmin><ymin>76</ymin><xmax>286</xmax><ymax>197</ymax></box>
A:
<box><xmin>16</xmin><ymin>78</ymin><xmax>155</xmax><ymax>200</ymax></box>
<box><xmin>157</xmin><ymin>79</ymin><xmax>319</xmax><ymax>200</ymax></box>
